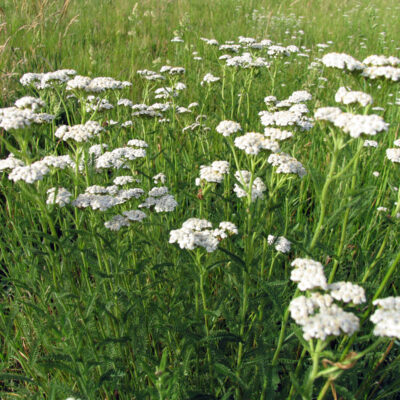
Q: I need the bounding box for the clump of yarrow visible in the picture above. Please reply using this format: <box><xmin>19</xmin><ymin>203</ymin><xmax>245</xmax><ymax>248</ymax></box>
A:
<box><xmin>289</xmin><ymin>258</ymin><xmax>365</xmax><ymax>340</ymax></box>
<box><xmin>55</xmin><ymin>121</ymin><xmax>105</xmax><ymax>143</ymax></box>
<box><xmin>234</xmin><ymin>132</ymin><xmax>280</xmax><ymax>155</ymax></box>
<box><xmin>315</xmin><ymin>106</ymin><xmax>389</xmax><ymax>138</ymax></box>
<box><xmin>233</xmin><ymin>170</ymin><xmax>266</xmax><ymax>201</ymax></box>
<box><xmin>139</xmin><ymin>186</ymin><xmax>178</xmax><ymax>213</ymax></box>
<box><xmin>216</xmin><ymin>120</ymin><xmax>242</xmax><ymax>137</ymax></box>
<box><xmin>0</xmin><ymin>106</ymin><xmax>55</xmax><ymax>131</ymax></box>
<box><xmin>169</xmin><ymin>218</ymin><xmax>238</xmax><ymax>252</ymax></box>
<box><xmin>370</xmin><ymin>297</ymin><xmax>400</xmax><ymax>338</ymax></box>
<box><xmin>267</xmin><ymin>153</ymin><xmax>307</xmax><ymax>178</ymax></box>
<box><xmin>104</xmin><ymin>210</ymin><xmax>147</xmax><ymax>231</ymax></box>
<box><xmin>267</xmin><ymin>235</ymin><xmax>291</xmax><ymax>253</ymax></box>
<box><xmin>46</xmin><ymin>187</ymin><xmax>72</xmax><ymax>207</ymax></box>
<box><xmin>335</xmin><ymin>87</ymin><xmax>373</xmax><ymax>107</ymax></box>
<box><xmin>196</xmin><ymin>161</ymin><xmax>229</xmax><ymax>186</ymax></box>
<box><xmin>321</xmin><ymin>53</ymin><xmax>364</xmax><ymax>71</ymax></box>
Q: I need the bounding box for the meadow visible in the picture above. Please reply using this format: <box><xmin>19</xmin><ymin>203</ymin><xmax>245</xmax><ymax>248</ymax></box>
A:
<box><xmin>1</xmin><ymin>0</ymin><xmax>400</xmax><ymax>399</ymax></box>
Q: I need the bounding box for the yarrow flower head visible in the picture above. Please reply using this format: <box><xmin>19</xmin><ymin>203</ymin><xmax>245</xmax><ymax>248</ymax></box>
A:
<box><xmin>267</xmin><ymin>235</ymin><xmax>291</xmax><ymax>253</ymax></box>
<box><xmin>169</xmin><ymin>218</ymin><xmax>237</xmax><ymax>252</ymax></box>
<box><xmin>55</xmin><ymin>121</ymin><xmax>104</xmax><ymax>143</ymax></box>
<box><xmin>371</xmin><ymin>297</ymin><xmax>400</xmax><ymax>338</ymax></box>
<box><xmin>46</xmin><ymin>187</ymin><xmax>72</xmax><ymax>207</ymax></box>
<box><xmin>234</xmin><ymin>132</ymin><xmax>280</xmax><ymax>155</ymax></box>
<box><xmin>196</xmin><ymin>160</ymin><xmax>229</xmax><ymax>185</ymax></box>
<box><xmin>335</xmin><ymin>87</ymin><xmax>373</xmax><ymax>107</ymax></box>
<box><xmin>290</xmin><ymin>258</ymin><xmax>328</xmax><ymax>291</ymax></box>
<box><xmin>233</xmin><ymin>170</ymin><xmax>266</xmax><ymax>202</ymax></box>
<box><xmin>201</xmin><ymin>73</ymin><xmax>220</xmax><ymax>85</ymax></box>
<box><xmin>321</xmin><ymin>52</ymin><xmax>364</xmax><ymax>71</ymax></box>
<box><xmin>267</xmin><ymin>153</ymin><xmax>307</xmax><ymax>178</ymax></box>
<box><xmin>216</xmin><ymin>120</ymin><xmax>242</xmax><ymax>137</ymax></box>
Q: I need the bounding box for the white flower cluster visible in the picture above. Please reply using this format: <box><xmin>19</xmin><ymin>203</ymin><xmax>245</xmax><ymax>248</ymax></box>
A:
<box><xmin>0</xmin><ymin>153</ymin><xmax>25</xmax><ymax>171</ymax></box>
<box><xmin>234</xmin><ymin>132</ymin><xmax>280</xmax><ymax>155</ymax></box>
<box><xmin>84</xmin><ymin>96</ymin><xmax>114</xmax><ymax>112</ymax></box>
<box><xmin>153</xmin><ymin>172</ymin><xmax>166</xmax><ymax>184</ymax></box>
<box><xmin>95</xmin><ymin>146</ymin><xmax>146</xmax><ymax>169</ymax></box>
<box><xmin>20</xmin><ymin>69</ymin><xmax>77</xmax><ymax>89</ymax></box>
<box><xmin>361</xmin><ymin>66</ymin><xmax>400</xmax><ymax>81</ymax></box>
<box><xmin>104</xmin><ymin>210</ymin><xmax>147</xmax><ymax>231</ymax></box>
<box><xmin>267</xmin><ymin>235</ymin><xmax>291</xmax><ymax>253</ymax></box>
<box><xmin>289</xmin><ymin>258</ymin><xmax>365</xmax><ymax>340</ymax></box>
<box><xmin>216</xmin><ymin>120</ymin><xmax>242</xmax><ymax>136</ymax></box>
<box><xmin>0</xmin><ymin>106</ymin><xmax>55</xmax><ymax>131</ymax></box>
<box><xmin>321</xmin><ymin>53</ymin><xmax>364</xmax><ymax>71</ymax></box>
<box><xmin>315</xmin><ymin>108</ymin><xmax>389</xmax><ymax>138</ymax></box>
<box><xmin>46</xmin><ymin>187</ymin><xmax>72</xmax><ymax>207</ymax></box>
<box><xmin>386</xmin><ymin>148</ymin><xmax>400</xmax><ymax>163</ymax></box>
<box><xmin>267</xmin><ymin>153</ymin><xmax>307</xmax><ymax>178</ymax></box>
<box><xmin>137</xmin><ymin>69</ymin><xmax>165</xmax><ymax>81</ymax></box>
<box><xmin>8</xmin><ymin>162</ymin><xmax>50</xmax><ymax>183</ymax></box>
<box><xmin>225</xmin><ymin>52</ymin><xmax>270</xmax><ymax>68</ymax></box>
<box><xmin>291</xmin><ymin>258</ymin><xmax>328</xmax><ymax>291</ymax></box>
<box><xmin>264</xmin><ymin>128</ymin><xmax>293</xmax><ymax>141</ymax></box>
<box><xmin>66</xmin><ymin>75</ymin><xmax>132</xmax><ymax>92</ymax></box>
<box><xmin>160</xmin><ymin>66</ymin><xmax>185</xmax><ymax>75</ymax></box>
<box><xmin>363</xmin><ymin>140</ymin><xmax>378</xmax><ymax>148</ymax></box>
<box><xmin>72</xmin><ymin>185</ymin><xmax>144</xmax><ymax>211</ymax></box>
<box><xmin>363</xmin><ymin>55</ymin><xmax>400</xmax><ymax>66</ymax></box>
<box><xmin>169</xmin><ymin>218</ymin><xmax>237</xmax><ymax>252</ymax></box>
<box><xmin>15</xmin><ymin>96</ymin><xmax>45</xmax><ymax>111</ymax></box>
<box><xmin>55</xmin><ymin>121</ymin><xmax>104</xmax><ymax>143</ymax></box>
<box><xmin>371</xmin><ymin>297</ymin><xmax>400</xmax><ymax>338</ymax></box>
<box><xmin>233</xmin><ymin>170</ymin><xmax>266</xmax><ymax>201</ymax></box>
<box><xmin>299</xmin><ymin>304</ymin><xmax>360</xmax><ymax>340</ymax></box>
<box><xmin>328</xmin><ymin>282</ymin><xmax>366</xmax><ymax>304</ymax></box>
<box><xmin>113</xmin><ymin>176</ymin><xmax>135</xmax><ymax>185</ymax></box>
<box><xmin>335</xmin><ymin>87</ymin><xmax>373</xmax><ymax>107</ymax></box>
<box><xmin>139</xmin><ymin>186</ymin><xmax>178</xmax><ymax>213</ymax></box>
<box><xmin>259</xmin><ymin>110</ymin><xmax>314</xmax><ymax>131</ymax></box>
<box><xmin>201</xmin><ymin>73</ymin><xmax>220</xmax><ymax>85</ymax></box>
<box><xmin>196</xmin><ymin>160</ymin><xmax>229</xmax><ymax>185</ymax></box>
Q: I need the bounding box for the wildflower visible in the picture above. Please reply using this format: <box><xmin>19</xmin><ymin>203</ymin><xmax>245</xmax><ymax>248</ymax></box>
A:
<box><xmin>216</xmin><ymin>120</ymin><xmax>242</xmax><ymax>136</ymax></box>
<box><xmin>321</xmin><ymin>52</ymin><xmax>364</xmax><ymax>71</ymax></box>
<box><xmin>127</xmin><ymin>139</ymin><xmax>148</xmax><ymax>148</ymax></box>
<box><xmin>55</xmin><ymin>121</ymin><xmax>104</xmax><ymax>143</ymax></box>
<box><xmin>264</xmin><ymin>128</ymin><xmax>293</xmax><ymax>141</ymax></box>
<box><xmin>267</xmin><ymin>153</ymin><xmax>306</xmax><ymax>178</ymax></box>
<box><xmin>46</xmin><ymin>187</ymin><xmax>72</xmax><ymax>207</ymax></box>
<box><xmin>328</xmin><ymin>282</ymin><xmax>366</xmax><ymax>304</ymax></box>
<box><xmin>15</xmin><ymin>96</ymin><xmax>45</xmax><ymax>111</ymax></box>
<box><xmin>290</xmin><ymin>258</ymin><xmax>328</xmax><ymax>291</ymax></box>
<box><xmin>21</xmin><ymin>69</ymin><xmax>77</xmax><ymax>89</ymax></box>
<box><xmin>153</xmin><ymin>173</ymin><xmax>166</xmax><ymax>184</ymax></box>
<box><xmin>8</xmin><ymin>162</ymin><xmax>50</xmax><ymax>183</ymax></box>
<box><xmin>104</xmin><ymin>215</ymin><xmax>130</xmax><ymax>231</ymax></box>
<box><xmin>287</xmin><ymin>90</ymin><xmax>312</xmax><ymax>103</ymax></box>
<box><xmin>364</xmin><ymin>140</ymin><xmax>378</xmax><ymax>147</ymax></box>
<box><xmin>197</xmin><ymin>160</ymin><xmax>229</xmax><ymax>185</ymax></box>
<box><xmin>169</xmin><ymin>218</ymin><xmax>237</xmax><ymax>252</ymax></box>
<box><xmin>362</xmin><ymin>66</ymin><xmax>400</xmax><ymax>81</ymax></box>
<box><xmin>371</xmin><ymin>297</ymin><xmax>400</xmax><ymax>338</ymax></box>
<box><xmin>95</xmin><ymin>147</ymin><xmax>146</xmax><ymax>169</ymax></box>
<box><xmin>234</xmin><ymin>132</ymin><xmax>280</xmax><ymax>155</ymax></box>
<box><xmin>301</xmin><ymin>304</ymin><xmax>359</xmax><ymax>340</ymax></box>
<box><xmin>234</xmin><ymin>170</ymin><xmax>266</xmax><ymax>201</ymax></box>
<box><xmin>335</xmin><ymin>87</ymin><xmax>373</xmax><ymax>107</ymax></box>
<box><xmin>113</xmin><ymin>176</ymin><xmax>134</xmax><ymax>185</ymax></box>
<box><xmin>267</xmin><ymin>235</ymin><xmax>291</xmax><ymax>253</ymax></box>
<box><xmin>0</xmin><ymin>153</ymin><xmax>25</xmax><ymax>171</ymax></box>
<box><xmin>122</xmin><ymin>209</ymin><xmax>147</xmax><ymax>221</ymax></box>
<box><xmin>201</xmin><ymin>73</ymin><xmax>220</xmax><ymax>85</ymax></box>
<box><xmin>363</xmin><ymin>55</ymin><xmax>400</xmax><ymax>66</ymax></box>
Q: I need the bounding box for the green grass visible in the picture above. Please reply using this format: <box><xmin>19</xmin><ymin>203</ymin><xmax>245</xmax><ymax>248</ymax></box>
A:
<box><xmin>1</xmin><ymin>0</ymin><xmax>400</xmax><ymax>399</ymax></box>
